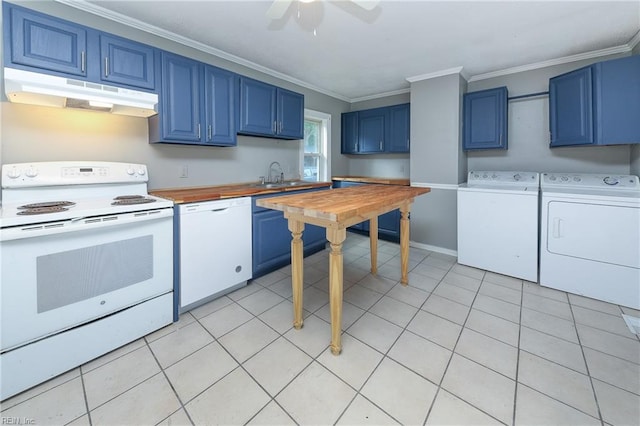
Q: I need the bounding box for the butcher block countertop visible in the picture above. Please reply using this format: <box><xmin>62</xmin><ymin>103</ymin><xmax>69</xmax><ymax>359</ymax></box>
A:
<box><xmin>332</xmin><ymin>176</ymin><xmax>410</xmax><ymax>186</ymax></box>
<box><xmin>257</xmin><ymin>184</ymin><xmax>429</xmax><ymax>224</ymax></box>
<box><xmin>150</xmin><ymin>181</ymin><xmax>332</xmax><ymax>204</ymax></box>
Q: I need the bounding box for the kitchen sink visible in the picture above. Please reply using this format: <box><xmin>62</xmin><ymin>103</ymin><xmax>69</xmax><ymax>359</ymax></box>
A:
<box><xmin>251</xmin><ymin>181</ymin><xmax>312</xmax><ymax>189</ymax></box>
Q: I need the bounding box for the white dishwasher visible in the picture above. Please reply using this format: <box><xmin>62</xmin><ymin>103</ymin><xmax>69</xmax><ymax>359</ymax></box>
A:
<box><xmin>178</xmin><ymin>197</ymin><xmax>252</xmax><ymax>311</ymax></box>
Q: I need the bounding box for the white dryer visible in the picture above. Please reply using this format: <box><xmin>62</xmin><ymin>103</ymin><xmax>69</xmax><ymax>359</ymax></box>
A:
<box><xmin>457</xmin><ymin>171</ymin><xmax>540</xmax><ymax>282</ymax></box>
<box><xmin>540</xmin><ymin>173</ymin><xmax>640</xmax><ymax>309</ymax></box>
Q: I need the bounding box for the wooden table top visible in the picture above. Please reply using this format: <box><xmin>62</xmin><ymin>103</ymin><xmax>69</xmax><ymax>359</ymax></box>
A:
<box><xmin>257</xmin><ymin>184</ymin><xmax>430</xmax><ymax>223</ymax></box>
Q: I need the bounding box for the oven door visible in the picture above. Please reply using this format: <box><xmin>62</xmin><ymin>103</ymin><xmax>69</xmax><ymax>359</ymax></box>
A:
<box><xmin>1</xmin><ymin>209</ymin><xmax>173</xmax><ymax>352</ymax></box>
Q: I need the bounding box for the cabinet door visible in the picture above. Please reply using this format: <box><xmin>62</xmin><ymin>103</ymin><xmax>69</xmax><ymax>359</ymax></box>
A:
<box><xmin>203</xmin><ymin>66</ymin><xmax>236</xmax><ymax>146</ymax></box>
<box><xmin>8</xmin><ymin>5</ymin><xmax>87</xmax><ymax>77</ymax></box>
<box><xmin>549</xmin><ymin>67</ymin><xmax>594</xmax><ymax>147</ymax></box>
<box><xmin>160</xmin><ymin>53</ymin><xmax>201</xmax><ymax>142</ymax></box>
<box><xmin>463</xmin><ymin>87</ymin><xmax>508</xmax><ymax>150</ymax></box>
<box><xmin>252</xmin><ymin>209</ymin><xmax>291</xmax><ymax>277</ymax></box>
<box><xmin>239</xmin><ymin>77</ymin><xmax>277</xmax><ymax>136</ymax></box>
<box><xmin>388</xmin><ymin>104</ymin><xmax>410</xmax><ymax>153</ymax></box>
<box><xmin>99</xmin><ymin>34</ymin><xmax>155</xmax><ymax>90</ymax></box>
<box><xmin>277</xmin><ymin>88</ymin><xmax>304</xmax><ymax>139</ymax></box>
<box><xmin>358</xmin><ymin>108</ymin><xmax>386</xmax><ymax>153</ymax></box>
<box><xmin>378</xmin><ymin>209</ymin><xmax>400</xmax><ymax>242</ymax></box>
<box><xmin>594</xmin><ymin>55</ymin><xmax>640</xmax><ymax>145</ymax></box>
<box><xmin>341</xmin><ymin>112</ymin><xmax>359</xmax><ymax>154</ymax></box>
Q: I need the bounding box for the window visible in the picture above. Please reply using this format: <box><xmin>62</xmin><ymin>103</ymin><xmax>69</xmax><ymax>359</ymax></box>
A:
<box><xmin>302</xmin><ymin>109</ymin><xmax>330</xmax><ymax>181</ymax></box>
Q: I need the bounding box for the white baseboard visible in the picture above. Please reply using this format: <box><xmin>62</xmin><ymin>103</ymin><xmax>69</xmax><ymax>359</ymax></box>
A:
<box><xmin>410</xmin><ymin>240</ymin><xmax>457</xmax><ymax>257</ymax></box>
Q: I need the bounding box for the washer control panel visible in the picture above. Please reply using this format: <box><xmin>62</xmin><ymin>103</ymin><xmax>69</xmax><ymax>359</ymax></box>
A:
<box><xmin>542</xmin><ymin>173</ymin><xmax>640</xmax><ymax>190</ymax></box>
<box><xmin>467</xmin><ymin>171</ymin><xmax>539</xmax><ymax>186</ymax></box>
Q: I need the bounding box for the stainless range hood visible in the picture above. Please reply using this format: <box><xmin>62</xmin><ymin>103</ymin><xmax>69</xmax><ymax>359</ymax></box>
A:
<box><xmin>3</xmin><ymin>68</ymin><xmax>158</xmax><ymax>117</ymax></box>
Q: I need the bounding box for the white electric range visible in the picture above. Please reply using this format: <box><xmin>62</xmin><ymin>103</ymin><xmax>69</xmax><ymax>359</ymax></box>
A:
<box><xmin>0</xmin><ymin>161</ymin><xmax>175</xmax><ymax>401</ymax></box>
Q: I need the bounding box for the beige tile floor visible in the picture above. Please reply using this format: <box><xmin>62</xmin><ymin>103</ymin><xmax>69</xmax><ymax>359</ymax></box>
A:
<box><xmin>2</xmin><ymin>234</ymin><xmax>639</xmax><ymax>425</ymax></box>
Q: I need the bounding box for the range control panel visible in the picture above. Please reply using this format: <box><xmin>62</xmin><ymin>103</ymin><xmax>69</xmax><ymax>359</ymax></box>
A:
<box><xmin>467</xmin><ymin>171</ymin><xmax>539</xmax><ymax>186</ymax></box>
<box><xmin>2</xmin><ymin>162</ymin><xmax>149</xmax><ymax>188</ymax></box>
<box><xmin>542</xmin><ymin>173</ymin><xmax>640</xmax><ymax>190</ymax></box>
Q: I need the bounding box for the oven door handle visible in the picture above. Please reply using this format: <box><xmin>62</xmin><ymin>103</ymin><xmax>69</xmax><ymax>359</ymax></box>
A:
<box><xmin>1</xmin><ymin>208</ymin><xmax>173</xmax><ymax>242</ymax></box>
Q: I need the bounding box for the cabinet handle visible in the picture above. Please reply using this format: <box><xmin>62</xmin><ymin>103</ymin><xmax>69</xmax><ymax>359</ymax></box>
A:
<box><xmin>197</xmin><ymin>123</ymin><xmax>201</xmax><ymax>139</ymax></box>
<box><xmin>272</xmin><ymin>121</ymin><xmax>276</xmax><ymax>133</ymax></box>
<box><xmin>104</xmin><ymin>57</ymin><xmax>109</xmax><ymax>77</ymax></box>
<box><xmin>379</xmin><ymin>141</ymin><xmax>383</xmax><ymax>151</ymax></box>
<box><xmin>208</xmin><ymin>125</ymin><xmax>212</xmax><ymax>141</ymax></box>
<box><xmin>407</xmin><ymin>138</ymin><xmax>410</xmax><ymax>148</ymax></box>
<box><xmin>279</xmin><ymin>122</ymin><xmax>283</xmax><ymax>133</ymax></box>
<box><xmin>81</xmin><ymin>51</ymin><xmax>86</xmax><ymax>73</ymax></box>
<box><xmin>499</xmin><ymin>133</ymin><xmax>502</xmax><ymax>146</ymax></box>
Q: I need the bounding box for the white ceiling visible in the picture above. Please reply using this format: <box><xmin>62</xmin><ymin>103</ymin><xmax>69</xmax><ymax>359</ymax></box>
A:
<box><xmin>66</xmin><ymin>0</ymin><xmax>640</xmax><ymax>102</ymax></box>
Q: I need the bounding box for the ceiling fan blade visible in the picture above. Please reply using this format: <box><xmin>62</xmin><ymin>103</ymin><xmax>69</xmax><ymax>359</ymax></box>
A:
<box><xmin>350</xmin><ymin>0</ymin><xmax>380</xmax><ymax>11</ymax></box>
<box><xmin>266</xmin><ymin>0</ymin><xmax>293</xmax><ymax>20</ymax></box>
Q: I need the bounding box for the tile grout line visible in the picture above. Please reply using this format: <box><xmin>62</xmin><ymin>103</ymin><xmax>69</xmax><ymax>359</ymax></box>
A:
<box><xmin>78</xmin><ymin>366</ymin><xmax>93</xmax><ymax>426</ymax></box>
<box><xmin>511</xmin><ymin>276</ymin><xmax>525</xmax><ymax>426</ymax></box>
<box><xmin>567</xmin><ymin>298</ymin><xmax>606</xmax><ymax>426</ymax></box>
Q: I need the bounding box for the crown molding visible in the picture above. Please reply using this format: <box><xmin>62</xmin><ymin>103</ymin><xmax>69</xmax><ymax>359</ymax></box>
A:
<box><xmin>629</xmin><ymin>29</ymin><xmax>640</xmax><ymax>50</ymax></box>
<box><xmin>53</xmin><ymin>0</ymin><xmax>352</xmax><ymax>102</ymax></box>
<box><xmin>350</xmin><ymin>87</ymin><xmax>410</xmax><ymax>103</ymax></box>
<box><xmin>406</xmin><ymin>66</ymin><xmax>465</xmax><ymax>83</ymax></box>
<box><xmin>468</xmin><ymin>43</ymin><xmax>634</xmax><ymax>82</ymax></box>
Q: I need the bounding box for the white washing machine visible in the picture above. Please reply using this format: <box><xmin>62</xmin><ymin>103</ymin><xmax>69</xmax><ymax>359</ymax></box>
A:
<box><xmin>457</xmin><ymin>171</ymin><xmax>540</xmax><ymax>282</ymax></box>
<box><xmin>540</xmin><ymin>173</ymin><xmax>640</xmax><ymax>309</ymax></box>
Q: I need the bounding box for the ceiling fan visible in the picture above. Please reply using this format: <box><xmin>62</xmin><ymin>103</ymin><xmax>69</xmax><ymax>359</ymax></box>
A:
<box><xmin>266</xmin><ymin>0</ymin><xmax>380</xmax><ymax>21</ymax></box>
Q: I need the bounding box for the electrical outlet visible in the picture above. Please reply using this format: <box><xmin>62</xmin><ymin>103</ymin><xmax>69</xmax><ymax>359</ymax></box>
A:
<box><xmin>180</xmin><ymin>165</ymin><xmax>189</xmax><ymax>178</ymax></box>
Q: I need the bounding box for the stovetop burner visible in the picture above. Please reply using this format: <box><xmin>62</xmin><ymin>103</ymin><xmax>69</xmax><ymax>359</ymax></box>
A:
<box><xmin>18</xmin><ymin>201</ymin><xmax>76</xmax><ymax>209</ymax></box>
<box><xmin>17</xmin><ymin>206</ymin><xmax>71</xmax><ymax>215</ymax></box>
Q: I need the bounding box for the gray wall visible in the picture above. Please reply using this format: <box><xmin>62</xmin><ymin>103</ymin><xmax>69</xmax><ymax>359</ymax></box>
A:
<box><xmin>466</xmin><ymin>53</ymin><xmax>633</xmax><ymax>175</ymax></box>
<box><xmin>1</xmin><ymin>1</ymin><xmax>351</xmax><ymax>191</ymax></box>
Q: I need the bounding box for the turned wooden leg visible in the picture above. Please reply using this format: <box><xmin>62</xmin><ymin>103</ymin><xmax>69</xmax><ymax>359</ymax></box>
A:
<box><xmin>289</xmin><ymin>219</ymin><xmax>305</xmax><ymax>329</ymax></box>
<box><xmin>327</xmin><ymin>226</ymin><xmax>347</xmax><ymax>355</ymax></box>
<box><xmin>369</xmin><ymin>215</ymin><xmax>378</xmax><ymax>275</ymax></box>
<box><xmin>400</xmin><ymin>204</ymin><xmax>410</xmax><ymax>285</ymax></box>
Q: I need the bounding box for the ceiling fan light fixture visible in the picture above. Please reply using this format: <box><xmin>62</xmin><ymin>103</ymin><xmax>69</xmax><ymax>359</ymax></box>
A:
<box><xmin>298</xmin><ymin>0</ymin><xmax>316</xmax><ymax>3</ymax></box>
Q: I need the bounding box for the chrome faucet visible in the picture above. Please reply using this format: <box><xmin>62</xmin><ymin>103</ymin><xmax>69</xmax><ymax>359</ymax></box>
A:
<box><xmin>268</xmin><ymin>161</ymin><xmax>284</xmax><ymax>183</ymax></box>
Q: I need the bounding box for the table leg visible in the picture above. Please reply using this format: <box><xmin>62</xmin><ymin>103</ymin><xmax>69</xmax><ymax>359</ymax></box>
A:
<box><xmin>289</xmin><ymin>219</ymin><xmax>304</xmax><ymax>329</ymax></box>
<box><xmin>327</xmin><ymin>227</ymin><xmax>347</xmax><ymax>355</ymax></box>
<box><xmin>369</xmin><ymin>215</ymin><xmax>378</xmax><ymax>274</ymax></box>
<box><xmin>400</xmin><ymin>204</ymin><xmax>410</xmax><ymax>285</ymax></box>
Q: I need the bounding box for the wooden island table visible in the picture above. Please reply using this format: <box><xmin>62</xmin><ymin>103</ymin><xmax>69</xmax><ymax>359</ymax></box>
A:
<box><xmin>256</xmin><ymin>184</ymin><xmax>430</xmax><ymax>355</ymax></box>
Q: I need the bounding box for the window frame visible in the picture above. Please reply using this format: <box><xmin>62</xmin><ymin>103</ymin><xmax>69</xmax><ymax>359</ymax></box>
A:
<box><xmin>301</xmin><ymin>109</ymin><xmax>331</xmax><ymax>182</ymax></box>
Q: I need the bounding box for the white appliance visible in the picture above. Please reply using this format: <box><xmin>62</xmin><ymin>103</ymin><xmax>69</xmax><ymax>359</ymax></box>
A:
<box><xmin>0</xmin><ymin>161</ymin><xmax>174</xmax><ymax>400</ymax></box>
<box><xmin>540</xmin><ymin>173</ymin><xmax>640</xmax><ymax>309</ymax></box>
<box><xmin>178</xmin><ymin>198</ymin><xmax>252</xmax><ymax>311</ymax></box>
<box><xmin>4</xmin><ymin>68</ymin><xmax>158</xmax><ymax>117</ymax></box>
<box><xmin>457</xmin><ymin>171</ymin><xmax>540</xmax><ymax>282</ymax></box>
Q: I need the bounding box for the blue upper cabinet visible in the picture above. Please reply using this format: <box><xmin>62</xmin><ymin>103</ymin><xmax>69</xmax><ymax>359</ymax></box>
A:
<box><xmin>99</xmin><ymin>34</ymin><xmax>155</xmax><ymax>90</ymax></box>
<box><xmin>549</xmin><ymin>67</ymin><xmax>594</xmax><ymax>146</ymax></box>
<box><xmin>239</xmin><ymin>78</ymin><xmax>277</xmax><ymax>135</ymax></box>
<box><xmin>341</xmin><ymin>103</ymin><xmax>410</xmax><ymax>154</ymax></box>
<box><xmin>203</xmin><ymin>66</ymin><xmax>236</xmax><ymax>146</ymax></box>
<box><xmin>341</xmin><ymin>111</ymin><xmax>359</xmax><ymax>153</ymax></box>
<box><xmin>277</xmin><ymin>88</ymin><xmax>304</xmax><ymax>139</ymax></box>
<box><xmin>5</xmin><ymin>3</ymin><xmax>88</xmax><ymax>77</ymax></box>
<box><xmin>238</xmin><ymin>77</ymin><xmax>304</xmax><ymax>139</ymax></box>
<box><xmin>359</xmin><ymin>108</ymin><xmax>387</xmax><ymax>153</ymax></box>
<box><xmin>593</xmin><ymin>55</ymin><xmax>640</xmax><ymax>145</ymax></box>
<box><xmin>550</xmin><ymin>55</ymin><xmax>640</xmax><ymax>147</ymax></box>
<box><xmin>388</xmin><ymin>103</ymin><xmax>410</xmax><ymax>152</ymax></box>
<box><xmin>158</xmin><ymin>53</ymin><xmax>201</xmax><ymax>142</ymax></box>
<box><xmin>463</xmin><ymin>86</ymin><xmax>508</xmax><ymax>150</ymax></box>
<box><xmin>151</xmin><ymin>52</ymin><xmax>237</xmax><ymax>146</ymax></box>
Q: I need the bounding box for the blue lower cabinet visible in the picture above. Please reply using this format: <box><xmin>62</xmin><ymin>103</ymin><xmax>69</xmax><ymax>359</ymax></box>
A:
<box><xmin>252</xmin><ymin>188</ymin><xmax>328</xmax><ymax>279</ymax></box>
<box><xmin>331</xmin><ymin>180</ymin><xmax>400</xmax><ymax>242</ymax></box>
